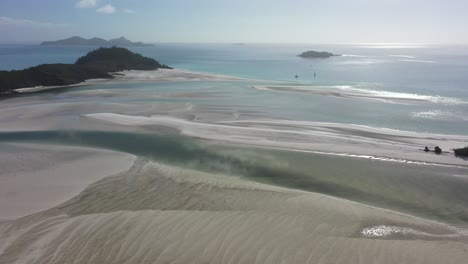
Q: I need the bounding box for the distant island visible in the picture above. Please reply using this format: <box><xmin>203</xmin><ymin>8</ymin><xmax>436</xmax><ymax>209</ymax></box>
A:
<box><xmin>0</xmin><ymin>47</ymin><xmax>171</xmax><ymax>95</ymax></box>
<box><xmin>297</xmin><ymin>51</ymin><xmax>340</xmax><ymax>58</ymax></box>
<box><xmin>41</xmin><ymin>36</ymin><xmax>154</xmax><ymax>47</ymax></box>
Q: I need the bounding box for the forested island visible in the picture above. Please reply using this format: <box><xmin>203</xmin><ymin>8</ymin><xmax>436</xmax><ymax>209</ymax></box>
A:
<box><xmin>41</xmin><ymin>36</ymin><xmax>154</xmax><ymax>47</ymax></box>
<box><xmin>298</xmin><ymin>51</ymin><xmax>339</xmax><ymax>58</ymax></box>
<box><xmin>0</xmin><ymin>47</ymin><xmax>171</xmax><ymax>95</ymax></box>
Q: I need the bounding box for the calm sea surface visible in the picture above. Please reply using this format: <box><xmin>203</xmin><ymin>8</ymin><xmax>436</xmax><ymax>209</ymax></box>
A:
<box><xmin>1</xmin><ymin>43</ymin><xmax>468</xmax><ymax>135</ymax></box>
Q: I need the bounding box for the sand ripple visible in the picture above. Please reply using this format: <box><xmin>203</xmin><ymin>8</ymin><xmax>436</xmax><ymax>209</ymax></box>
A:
<box><xmin>1</xmin><ymin>160</ymin><xmax>467</xmax><ymax>264</ymax></box>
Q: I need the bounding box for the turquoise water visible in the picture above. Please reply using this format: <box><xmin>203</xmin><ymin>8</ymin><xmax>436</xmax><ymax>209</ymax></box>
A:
<box><xmin>2</xmin><ymin>44</ymin><xmax>468</xmax><ymax>225</ymax></box>
<box><xmin>34</xmin><ymin>79</ymin><xmax>468</xmax><ymax>135</ymax></box>
<box><xmin>1</xmin><ymin>43</ymin><xmax>468</xmax><ymax>135</ymax></box>
<box><xmin>2</xmin><ymin>130</ymin><xmax>468</xmax><ymax>224</ymax></box>
<box><xmin>2</xmin><ymin>43</ymin><xmax>468</xmax><ymax>94</ymax></box>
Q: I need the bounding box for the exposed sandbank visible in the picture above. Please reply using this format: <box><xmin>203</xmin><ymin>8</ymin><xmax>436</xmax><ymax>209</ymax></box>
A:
<box><xmin>1</xmin><ymin>160</ymin><xmax>467</xmax><ymax>263</ymax></box>
<box><xmin>14</xmin><ymin>69</ymin><xmax>244</xmax><ymax>94</ymax></box>
<box><xmin>85</xmin><ymin>113</ymin><xmax>468</xmax><ymax>167</ymax></box>
<box><xmin>4</xmin><ymin>68</ymin><xmax>468</xmax><ymax>167</ymax></box>
<box><xmin>0</xmin><ymin>143</ymin><xmax>136</xmax><ymax>220</ymax></box>
<box><xmin>2</xmin><ymin>68</ymin><xmax>468</xmax><ymax>262</ymax></box>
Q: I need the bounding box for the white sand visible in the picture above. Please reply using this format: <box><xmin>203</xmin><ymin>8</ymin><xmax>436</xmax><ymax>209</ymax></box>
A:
<box><xmin>0</xmin><ymin>143</ymin><xmax>136</xmax><ymax>220</ymax></box>
<box><xmin>0</xmin><ymin>161</ymin><xmax>467</xmax><ymax>263</ymax></box>
<box><xmin>102</xmin><ymin>68</ymin><xmax>245</xmax><ymax>83</ymax></box>
<box><xmin>85</xmin><ymin>113</ymin><xmax>468</xmax><ymax>167</ymax></box>
<box><xmin>15</xmin><ymin>69</ymin><xmax>244</xmax><ymax>94</ymax></box>
<box><xmin>2</xmin><ymin>68</ymin><xmax>468</xmax><ymax>263</ymax></box>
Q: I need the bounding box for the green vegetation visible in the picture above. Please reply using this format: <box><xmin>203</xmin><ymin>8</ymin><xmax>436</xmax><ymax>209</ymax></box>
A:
<box><xmin>0</xmin><ymin>47</ymin><xmax>171</xmax><ymax>94</ymax></box>
<box><xmin>0</xmin><ymin>64</ymin><xmax>112</xmax><ymax>94</ymax></box>
<box><xmin>454</xmin><ymin>146</ymin><xmax>468</xmax><ymax>157</ymax></box>
<box><xmin>297</xmin><ymin>50</ymin><xmax>339</xmax><ymax>58</ymax></box>
<box><xmin>75</xmin><ymin>47</ymin><xmax>170</xmax><ymax>71</ymax></box>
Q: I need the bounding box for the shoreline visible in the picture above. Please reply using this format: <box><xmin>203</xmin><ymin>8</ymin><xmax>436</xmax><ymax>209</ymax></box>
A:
<box><xmin>13</xmin><ymin>68</ymin><xmax>246</xmax><ymax>94</ymax></box>
<box><xmin>84</xmin><ymin>113</ymin><xmax>468</xmax><ymax>168</ymax></box>
<box><xmin>2</xmin><ymin>68</ymin><xmax>468</xmax><ymax>262</ymax></box>
<box><xmin>3</xmin><ymin>68</ymin><xmax>468</xmax><ymax>168</ymax></box>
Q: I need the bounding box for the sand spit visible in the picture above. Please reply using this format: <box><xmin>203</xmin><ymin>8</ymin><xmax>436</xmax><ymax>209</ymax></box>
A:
<box><xmin>0</xmin><ymin>143</ymin><xmax>136</xmax><ymax>220</ymax></box>
<box><xmin>0</xmin><ymin>160</ymin><xmax>467</xmax><ymax>264</ymax></box>
<box><xmin>14</xmin><ymin>69</ymin><xmax>244</xmax><ymax>94</ymax></box>
<box><xmin>85</xmin><ymin>113</ymin><xmax>468</xmax><ymax>167</ymax></box>
<box><xmin>104</xmin><ymin>68</ymin><xmax>245</xmax><ymax>83</ymax></box>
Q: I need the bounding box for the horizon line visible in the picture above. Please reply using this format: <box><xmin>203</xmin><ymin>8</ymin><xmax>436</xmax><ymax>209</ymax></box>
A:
<box><xmin>2</xmin><ymin>40</ymin><xmax>468</xmax><ymax>46</ymax></box>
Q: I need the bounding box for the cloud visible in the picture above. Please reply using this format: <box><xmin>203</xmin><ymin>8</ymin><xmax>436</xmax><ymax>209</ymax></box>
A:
<box><xmin>0</xmin><ymin>17</ymin><xmax>68</xmax><ymax>29</ymax></box>
<box><xmin>97</xmin><ymin>4</ymin><xmax>116</xmax><ymax>14</ymax></box>
<box><xmin>75</xmin><ymin>0</ymin><xmax>98</xmax><ymax>8</ymax></box>
<box><xmin>123</xmin><ymin>9</ymin><xmax>136</xmax><ymax>14</ymax></box>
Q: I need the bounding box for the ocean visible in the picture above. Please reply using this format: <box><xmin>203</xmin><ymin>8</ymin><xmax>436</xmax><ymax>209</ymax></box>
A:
<box><xmin>1</xmin><ymin>43</ymin><xmax>468</xmax><ymax>135</ymax></box>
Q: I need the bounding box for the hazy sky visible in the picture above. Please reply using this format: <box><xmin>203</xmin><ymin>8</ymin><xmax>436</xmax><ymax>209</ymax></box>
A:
<box><xmin>1</xmin><ymin>0</ymin><xmax>468</xmax><ymax>44</ymax></box>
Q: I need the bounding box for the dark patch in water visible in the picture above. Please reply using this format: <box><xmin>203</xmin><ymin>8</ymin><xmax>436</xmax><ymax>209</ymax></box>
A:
<box><xmin>2</xmin><ymin>130</ymin><xmax>468</xmax><ymax>225</ymax></box>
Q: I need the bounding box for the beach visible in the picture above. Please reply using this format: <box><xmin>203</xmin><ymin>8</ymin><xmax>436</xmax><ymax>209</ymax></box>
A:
<box><xmin>1</xmin><ymin>159</ymin><xmax>468</xmax><ymax>263</ymax></box>
<box><xmin>6</xmin><ymin>69</ymin><xmax>468</xmax><ymax>167</ymax></box>
<box><xmin>1</xmin><ymin>69</ymin><xmax>468</xmax><ymax>263</ymax></box>
<box><xmin>0</xmin><ymin>143</ymin><xmax>135</xmax><ymax>220</ymax></box>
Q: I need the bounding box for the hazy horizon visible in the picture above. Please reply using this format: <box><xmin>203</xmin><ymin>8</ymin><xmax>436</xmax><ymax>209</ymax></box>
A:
<box><xmin>1</xmin><ymin>0</ymin><xmax>468</xmax><ymax>45</ymax></box>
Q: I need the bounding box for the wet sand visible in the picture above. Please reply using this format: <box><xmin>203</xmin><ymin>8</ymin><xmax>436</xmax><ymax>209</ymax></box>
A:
<box><xmin>84</xmin><ymin>113</ymin><xmax>468</xmax><ymax>167</ymax></box>
<box><xmin>2</xmin><ymin>69</ymin><xmax>468</xmax><ymax>263</ymax></box>
<box><xmin>15</xmin><ymin>69</ymin><xmax>244</xmax><ymax>94</ymax></box>
<box><xmin>1</xmin><ymin>160</ymin><xmax>467</xmax><ymax>263</ymax></box>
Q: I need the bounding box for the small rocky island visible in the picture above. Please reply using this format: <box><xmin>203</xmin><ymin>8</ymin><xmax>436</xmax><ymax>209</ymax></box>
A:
<box><xmin>298</xmin><ymin>51</ymin><xmax>339</xmax><ymax>58</ymax></box>
<box><xmin>0</xmin><ymin>47</ymin><xmax>171</xmax><ymax>95</ymax></box>
<box><xmin>41</xmin><ymin>36</ymin><xmax>154</xmax><ymax>47</ymax></box>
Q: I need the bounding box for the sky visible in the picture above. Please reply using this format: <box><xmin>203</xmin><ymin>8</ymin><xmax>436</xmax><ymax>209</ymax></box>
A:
<box><xmin>1</xmin><ymin>0</ymin><xmax>468</xmax><ymax>44</ymax></box>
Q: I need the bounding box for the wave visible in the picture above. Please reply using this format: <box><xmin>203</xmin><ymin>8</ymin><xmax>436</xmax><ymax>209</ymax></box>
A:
<box><xmin>252</xmin><ymin>84</ymin><xmax>465</xmax><ymax>105</ymax></box>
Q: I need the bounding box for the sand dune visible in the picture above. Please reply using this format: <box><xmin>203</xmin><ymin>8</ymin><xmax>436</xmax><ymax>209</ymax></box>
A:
<box><xmin>1</xmin><ymin>160</ymin><xmax>467</xmax><ymax>264</ymax></box>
